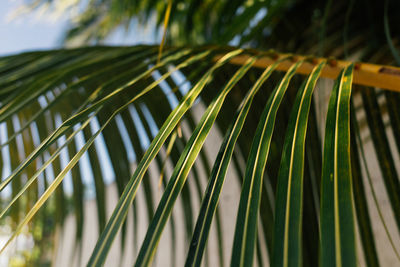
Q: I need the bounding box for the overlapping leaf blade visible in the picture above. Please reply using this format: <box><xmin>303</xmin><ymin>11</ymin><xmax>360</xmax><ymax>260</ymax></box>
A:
<box><xmin>0</xmin><ymin>44</ymin><xmax>399</xmax><ymax>267</ymax></box>
<box><xmin>86</xmin><ymin>49</ymin><xmax>243</xmax><ymax>266</ymax></box>
<box><xmin>185</xmin><ymin>58</ymin><xmax>302</xmax><ymax>267</ymax></box>
<box><xmin>320</xmin><ymin>64</ymin><xmax>356</xmax><ymax>267</ymax></box>
<box><xmin>272</xmin><ymin>61</ymin><xmax>325</xmax><ymax>267</ymax></box>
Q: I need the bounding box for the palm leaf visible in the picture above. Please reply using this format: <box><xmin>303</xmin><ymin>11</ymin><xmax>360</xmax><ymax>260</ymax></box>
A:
<box><xmin>320</xmin><ymin>64</ymin><xmax>356</xmax><ymax>267</ymax></box>
<box><xmin>1</xmin><ymin>45</ymin><xmax>400</xmax><ymax>267</ymax></box>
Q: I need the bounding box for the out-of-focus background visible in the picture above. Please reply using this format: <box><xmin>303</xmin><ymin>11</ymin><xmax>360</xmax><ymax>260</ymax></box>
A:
<box><xmin>0</xmin><ymin>1</ymin><xmax>68</xmax><ymax>55</ymax></box>
<box><xmin>0</xmin><ymin>0</ymin><xmax>159</xmax><ymax>56</ymax></box>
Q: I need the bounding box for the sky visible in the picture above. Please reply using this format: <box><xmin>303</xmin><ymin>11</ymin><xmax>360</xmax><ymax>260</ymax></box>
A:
<box><xmin>0</xmin><ymin>0</ymin><xmax>160</xmax><ymax>56</ymax></box>
<box><xmin>0</xmin><ymin>0</ymin><xmax>70</xmax><ymax>56</ymax></box>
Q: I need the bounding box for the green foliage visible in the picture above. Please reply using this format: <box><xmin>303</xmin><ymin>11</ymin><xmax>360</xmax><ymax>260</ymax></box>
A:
<box><xmin>1</xmin><ymin>44</ymin><xmax>399</xmax><ymax>266</ymax></box>
<box><xmin>2</xmin><ymin>0</ymin><xmax>400</xmax><ymax>266</ymax></box>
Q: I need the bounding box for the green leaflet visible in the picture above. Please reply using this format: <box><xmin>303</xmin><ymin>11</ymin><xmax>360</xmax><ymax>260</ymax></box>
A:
<box><xmin>230</xmin><ymin>60</ymin><xmax>305</xmax><ymax>267</ymax></box>
<box><xmin>320</xmin><ymin>70</ymin><xmax>342</xmax><ymax>267</ymax></box>
<box><xmin>141</xmin><ymin>70</ymin><xmax>215</xmax><ymax>265</ymax></box>
<box><xmin>82</xmin><ymin>126</ymin><xmax>107</xmax><ymax>234</ymax></box>
<box><xmin>96</xmin><ymin>107</ymin><xmax>134</xmax><ymax>258</ymax></box>
<box><xmin>2</xmin><ymin>44</ymin><xmax>398</xmax><ymax>267</ymax></box>
<box><xmin>0</xmin><ymin>47</ymin><xmax>147</xmax><ymax>121</ymax></box>
<box><xmin>133</xmin><ymin>54</ymin><xmax>257</xmax><ymax>267</ymax></box>
<box><xmin>0</xmin><ymin>48</ymin><xmax>210</xmax><ymax>254</ymax></box>
<box><xmin>0</xmin><ymin>47</ymin><xmax>159</xmax><ymax>148</ymax></box>
<box><xmin>272</xmin><ymin>61</ymin><xmax>325</xmax><ymax>267</ymax></box>
<box><xmin>6</xmin><ymin>120</ymin><xmax>21</xmax><ymax>224</ymax></box>
<box><xmin>133</xmin><ymin>62</ymin><xmax>210</xmax><ymax>264</ymax></box>
<box><xmin>67</xmin><ymin>130</ymin><xmax>85</xmax><ymax>263</ymax></box>
<box><xmin>0</xmin><ymin>48</ymin><xmax>195</xmax><ymax>192</ymax></box>
<box><xmin>185</xmin><ymin>58</ymin><xmax>302</xmax><ymax>267</ymax></box>
<box><xmin>320</xmin><ymin>64</ymin><xmax>356</xmax><ymax>267</ymax></box>
<box><xmin>86</xmin><ymin>49</ymin><xmax>243</xmax><ymax>267</ymax></box>
<box><xmin>0</xmin><ymin>113</ymin><xmax>102</xmax><ymax>254</ymax></box>
<box><xmin>0</xmin><ymin>113</ymin><xmax>96</xmax><ymax>220</ymax></box>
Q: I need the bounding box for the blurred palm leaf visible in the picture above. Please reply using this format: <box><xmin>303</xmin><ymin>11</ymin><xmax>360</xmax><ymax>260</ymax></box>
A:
<box><xmin>0</xmin><ymin>44</ymin><xmax>400</xmax><ymax>267</ymax></box>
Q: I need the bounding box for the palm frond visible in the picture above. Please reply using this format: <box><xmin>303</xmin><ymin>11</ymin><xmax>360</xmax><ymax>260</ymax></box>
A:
<box><xmin>1</xmin><ymin>45</ymin><xmax>400</xmax><ymax>267</ymax></box>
